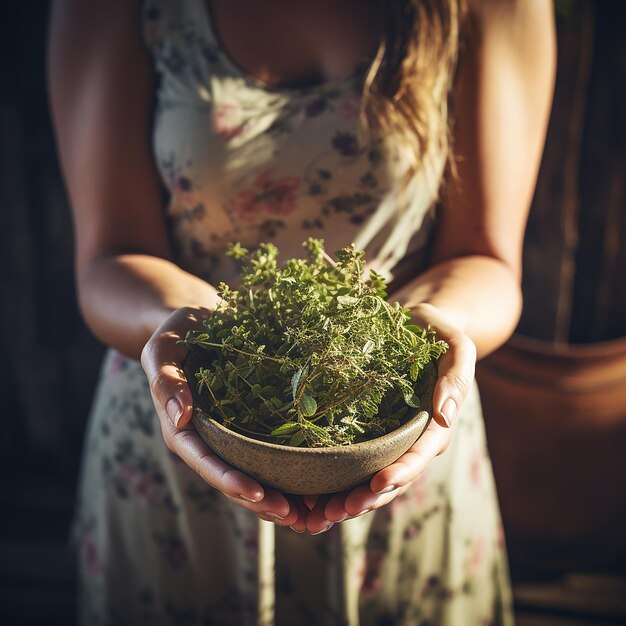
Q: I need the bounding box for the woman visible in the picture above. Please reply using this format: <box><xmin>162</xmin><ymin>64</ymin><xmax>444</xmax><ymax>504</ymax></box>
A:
<box><xmin>49</xmin><ymin>0</ymin><xmax>555</xmax><ymax>624</ymax></box>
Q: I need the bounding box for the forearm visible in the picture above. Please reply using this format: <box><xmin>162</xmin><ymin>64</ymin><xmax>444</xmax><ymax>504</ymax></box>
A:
<box><xmin>390</xmin><ymin>255</ymin><xmax>522</xmax><ymax>359</ymax></box>
<box><xmin>77</xmin><ymin>254</ymin><xmax>221</xmax><ymax>360</ymax></box>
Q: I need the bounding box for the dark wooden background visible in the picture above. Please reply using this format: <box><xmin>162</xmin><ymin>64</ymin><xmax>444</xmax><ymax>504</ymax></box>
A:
<box><xmin>1</xmin><ymin>1</ymin><xmax>625</xmax><ymax>624</ymax></box>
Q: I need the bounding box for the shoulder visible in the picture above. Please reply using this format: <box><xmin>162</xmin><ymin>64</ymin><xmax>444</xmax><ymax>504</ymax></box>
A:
<box><xmin>466</xmin><ymin>0</ymin><xmax>554</xmax><ymax>20</ymax></box>
<box><xmin>457</xmin><ymin>0</ymin><xmax>556</xmax><ymax>121</ymax></box>
<box><xmin>463</xmin><ymin>0</ymin><xmax>555</xmax><ymax>46</ymax></box>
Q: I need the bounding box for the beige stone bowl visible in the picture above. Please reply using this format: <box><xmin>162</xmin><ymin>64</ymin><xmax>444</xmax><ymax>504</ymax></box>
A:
<box><xmin>186</xmin><ymin>356</ymin><xmax>436</xmax><ymax>495</ymax></box>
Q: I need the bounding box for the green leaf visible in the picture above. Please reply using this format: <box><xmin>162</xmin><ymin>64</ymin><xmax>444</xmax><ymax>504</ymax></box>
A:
<box><xmin>255</xmin><ymin>363</ymin><xmax>265</xmax><ymax>382</ymax></box>
<box><xmin>409</xmin><ymin>361</ymin><xmax>420</xmax><ymax>382</ymax></box>
<box><xmin>392</xmin><ymin>406</ymin><xmax>409</xmax><ymax>420</ymax></box>
<box><xmin>270</xmin><ymin>397</ymin><xmax>283</xmax><ymax>409</ymax></box>
<box><xmin>403</xmin><ymin>391</ymin><xmax>421</xmax><ymax>409</ymax></box>
<box><xmin>291</xmin><ymin>365</ymin><xmax>308</xmax><ymax>400</ymax></box>
<box><xmin>289</xmin><ymin>430</ymin><xmax>306</xmax><ymax>446</ymax></box>
<box><xmin>337</xmin><ymin>294</ymin><xmax>359</xmax><ymax>306</ymax></box>
<box><xmin>405</xmin><ymin>324</ymin><xmax>424</xmax><ymax>335</ymax></box>
<box><xmin>300</xmin><ymin>393</ymin><xmax>317</xmax><ymax>417</ymax></box>
<box><xmin>239</xmin><ymin>365</ymin><xmax>254</xmax><ymax>379</ymax></box>
<box><xmin>270</xmin><ymin>422</ymin><xmax>301</xmax><ymax>436</ymax></box>
<box><xmin>251</xmin><ymin>384</ymin><xmax>262</xmax><ymax>397</ymax></box>
<box><xmin>304</xmin><ymin>420</ymin><xmax>329</xmax><ymax>439</ymax></box>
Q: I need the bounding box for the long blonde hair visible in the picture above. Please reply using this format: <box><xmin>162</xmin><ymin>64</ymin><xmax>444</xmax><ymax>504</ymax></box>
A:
<box><xmin>361</xmin><ymin>0</ymin><xmax>465</xmax><ymax>189</ymax></box>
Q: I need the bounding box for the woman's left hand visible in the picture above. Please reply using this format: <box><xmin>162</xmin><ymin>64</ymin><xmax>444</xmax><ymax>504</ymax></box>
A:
<box><xmin>302</xmin><ymin>303</ymin><xmax>477</xmax><ymax>534</ymax></box>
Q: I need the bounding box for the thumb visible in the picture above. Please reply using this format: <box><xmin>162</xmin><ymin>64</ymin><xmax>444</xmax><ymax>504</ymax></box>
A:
<box><xmin>432</xmin><ymin>332</ymin><xmax>476</xmax><ymax>428</ymax></box>
<box><xmin>141</xmin><ymin>307</ymin><xmax>210</xmax><ymax>428</ymax></box>
<box><xmin>409</xmin><ymin>303</ymin><xmax>476</xmax><ymax>429</ymax></box>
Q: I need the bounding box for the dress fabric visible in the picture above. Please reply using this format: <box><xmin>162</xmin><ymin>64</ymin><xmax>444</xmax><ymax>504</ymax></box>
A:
<box><xmin>73</xmin><ymin>1</ymin><xmax>515</xmax><ymax>624</ymax></box>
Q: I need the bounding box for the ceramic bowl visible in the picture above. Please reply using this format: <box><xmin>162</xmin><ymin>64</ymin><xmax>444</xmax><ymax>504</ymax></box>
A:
<box><xmin>185</xmin><ymin>353</ymin><xmax>436</xmax><ymax>495</ymax></box>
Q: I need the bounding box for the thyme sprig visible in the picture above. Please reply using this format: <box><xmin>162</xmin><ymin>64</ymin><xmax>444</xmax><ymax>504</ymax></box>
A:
<box><xmin>183</xmin><ymin>238</ymin><xmax>447</xmax><ymax>447</ymax></box>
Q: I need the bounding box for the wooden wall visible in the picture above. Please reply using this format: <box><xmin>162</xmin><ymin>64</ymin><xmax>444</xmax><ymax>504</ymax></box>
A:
<box><xmin>519</xmin><ymin>0</ymin><xmax>626</xmax><ymax>344</ymax></box>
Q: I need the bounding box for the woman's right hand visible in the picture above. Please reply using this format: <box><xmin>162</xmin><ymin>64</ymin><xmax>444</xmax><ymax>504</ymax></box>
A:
<box><xmin>141</xmin><ymin>306</ymin><xmax>302</xmax><ymax>527</ymax></box>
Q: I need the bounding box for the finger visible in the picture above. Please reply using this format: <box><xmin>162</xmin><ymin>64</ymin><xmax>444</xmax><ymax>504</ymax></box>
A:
<box><xmin>432</xmin><ymin>335</ymin><xmax>475</xmax><ymax>428</ymax></box>
<box><xmin>303</xmin><ymin>495</ymin><xmax>319</xmax><ymax>511</ymax></box>
<box><xmin>325</xmin><ymin>483</ymin><xmax>408</xmax><ymax>522</ymax></box>
<box><xmin>141</xmin><ymin>306</ymin><xmax>212</xmax><ymax>428</ymax></box>
<box><xmin>288</xmin><ymin>497</ymin><xmax>309</xmax><ymax>533</ymax></box>
<box><xmin>324</xmin><ymin>491</ymin><xmax>350</xmax><ymax>522</ymax></box>
<box><xmin>304</xmin><ymin>496</ymin><xmax>334</xmax><ymax>535</ymax></box>
<box><xmin>224</xmin><ymin>493</ymin><xmax>298</xmax><ymax>526</ymax></box>
<box><xmin>369</xmin><ymin>420</ymin><xmax>452</xmax><ymax>493</ymax></box>
<box><xmin>409</xmin><ymin>303</ymin><xmax>476</xmax><ymax>429</ymax></box>
<box><xmin>159</xmin><ymin>414</ymin><xmax>273</xmax><ymax>508</ymax></box>
<box><xmin>324</xmin><ymin>485</ymin><xmax>381</xmax><ymax>521</ymax></box>
<box><xmin>343</xmin><ymin>483</ymin><xmax>409</xmax><ymax>516</ymax></box>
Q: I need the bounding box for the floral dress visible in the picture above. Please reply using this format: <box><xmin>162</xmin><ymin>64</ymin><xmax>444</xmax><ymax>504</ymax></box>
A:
<box><xmin>73</xmin><ymin>1</ymin><xmax>515</xmax><ymax>624</ymax></box>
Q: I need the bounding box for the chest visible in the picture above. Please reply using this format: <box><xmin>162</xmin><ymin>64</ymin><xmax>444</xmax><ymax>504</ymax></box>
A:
<box><xmin>206</xmin><ymin>0</ymin><xmax>381</xmax><ymax>88</ymax></box>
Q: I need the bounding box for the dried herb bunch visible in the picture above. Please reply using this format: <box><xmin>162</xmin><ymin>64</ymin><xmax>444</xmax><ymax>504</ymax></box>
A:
<box><xmin>183</xmin><ymin>239</ymin><xmax>447</xmax><ymax>447</ymax></box>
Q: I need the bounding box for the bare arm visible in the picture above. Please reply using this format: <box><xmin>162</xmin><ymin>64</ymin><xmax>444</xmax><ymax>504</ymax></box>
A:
<box><xmin>48</xmin><ymin>0</ymin><xmax>220</xmax><ymax>360</ymax></box>
<box><xmin>308</xmin><ymin>0</ymin><xmax>556</xmax><ymax>532</ymax></box>
<box><xmin>396</xmin><ymin>0</ymin><xmax>556</xmax><ymax>357</ymax></box>
<box><xmin>48</xmin><ymin>0</ymin><xmax>298</xmax><ymax>524</ymax></box>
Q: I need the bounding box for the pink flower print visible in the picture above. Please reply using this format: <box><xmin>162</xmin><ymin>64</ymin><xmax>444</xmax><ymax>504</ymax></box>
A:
<box><xmin>213</xmin><ymin>103</ymin><xmax>244</xmax><ymax>142</ymax></box>
<box><xmin>467</xmin><ymin>537</ymin><xmax>485</xmax><ymax>577</ymax></box>
<box><xmin>164</xmin><ymin>538</ymin><xmax>188</xmax><ymax>569</ymax></box>
<box><xmin>107</xmin><ymin>350</ymin><xmax>127</xmax><ymax>378</ymax></box>
<box><xmin>120</xmin><ymin>463</ymin><xmax>138</xmax><ymax>482</ymax></box>
<box><xmin>403</xmin><ymin>520</ymin><xmax>422</xmax><ymax>540</ymax></box>
<box><xmin>243</xmin><ymin>528</ymin><xmax>258</xmax><ymax>551</ymax></box>
<box><xmin>390</xmin><ymin>472</ymin><xmax>428</xmax><ymax>516</ymax></box>
<box><xmin>338</xmin><ymin>94</ymin><xmax>361</xmax><ymax>120</ymax></box>
<box><xmin>133</xmin><ymin>475</ymin><xmax>159</xmax><ymax>507</ymax></box>
<box><xmin>230</xmin><ymin>191</ymin><xmax>259</xmax><ymax>224</ymax></box>
<box><xmin>83</xmin><ymin>535</ymin><xmax>102</xmax><ymax>575</ymax></box>
<box><xmin>469</xmin><ymin>448</ymin><xmax>482</xmax><ymax>488</ymax></box>
<box><xmin>360</xmin><ymin>553</ymin><xmax>384</xmax><ymax>595</ymax></box>
<box><xmin>230</xmin><ymin>169</ymin><xmax>301</xmax><ymax>223</ymax></box>
<box><xmin>172</xmin><ymin>175</ymin><xmax>196</xmax><ymax>209</ymax></box>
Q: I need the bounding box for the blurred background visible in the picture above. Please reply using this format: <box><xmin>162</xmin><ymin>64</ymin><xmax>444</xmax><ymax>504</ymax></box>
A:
<box><xmin>1</xmin><ymin>1</ymin><xmax>625</xmax><ymax>624</ymax></box>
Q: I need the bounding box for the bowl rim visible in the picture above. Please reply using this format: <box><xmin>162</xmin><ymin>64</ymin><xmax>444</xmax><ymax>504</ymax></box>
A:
<box><xmin>192</xmin><ymin>407</ymin><xmax>431</xmax><ymax>454</ymax></box>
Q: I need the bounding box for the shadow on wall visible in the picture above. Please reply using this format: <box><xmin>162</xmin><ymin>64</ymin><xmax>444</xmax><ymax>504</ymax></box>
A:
<box><xmin>477</xmin><ymin>0</ymin><xmax>626</xmax><ymax>579</ymax></box>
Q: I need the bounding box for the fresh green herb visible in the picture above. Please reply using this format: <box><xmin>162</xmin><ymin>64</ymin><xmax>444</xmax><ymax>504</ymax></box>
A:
<box><xmin>183</xmin><ymin>238</ymin><xmax>447</xmax><ymax>447</ymax></box>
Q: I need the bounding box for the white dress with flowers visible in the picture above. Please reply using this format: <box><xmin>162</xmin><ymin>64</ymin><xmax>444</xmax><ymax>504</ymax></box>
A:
<box><xmin>72</xmin><ymin>1</ymin><xmax>515</xmax><ymax>624</ymax></box>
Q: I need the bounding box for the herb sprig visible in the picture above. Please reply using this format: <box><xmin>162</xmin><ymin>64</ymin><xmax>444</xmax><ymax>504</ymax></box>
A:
<box><xmin>183</xmin><ymin>239</ymin><xmax>447</xmax><ymax>447</ymax></box>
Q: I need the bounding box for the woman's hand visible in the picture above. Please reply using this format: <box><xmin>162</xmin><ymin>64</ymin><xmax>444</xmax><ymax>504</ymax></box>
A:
<box><xmin>141</xmin><ymin>306</ymin><xmax>301</xmax><ymax>527</ymax></box>
<box><xmin>303</xmin><ymin>303</ymin><xmax>476</xmax><ymax>534</ymax></box>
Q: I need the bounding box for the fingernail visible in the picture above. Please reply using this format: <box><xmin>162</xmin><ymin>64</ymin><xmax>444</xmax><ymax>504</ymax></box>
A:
<box><xmin>311</xmin><ymin>522</ymin><xmax>334</xmax><ymax>535</ymax></box>
<box><xmin>440</xmin><ymin>397</ymin><xmax>458</xmax><ymax>427</ymax></box>
<box><xmin>355</xmin><ymin>508</ymin><xmax>372</xmax><ymax>517</ymax></box>
<box><xmin>375</xmin><ymin>484</ymin><xmax>397</xmax><ymax>495</ymax></box>
<box><xmin>166</xmin><ymin>398</ymin><xmax>183</xmax><ymax>426</ymax></box>
<box><xmin>289</xmin><ymin>526</ymin><xmax>305</xmax><ymax>533</ymax></box>
<box><xmin>263</xmin><ymin>512</ymin><xmax>285</xmax><ymax>521</ymax></box>
<box><xmin>238</xmin><ymin>493</ymin><xmax>262</xmax><ymax>504</ymax></box>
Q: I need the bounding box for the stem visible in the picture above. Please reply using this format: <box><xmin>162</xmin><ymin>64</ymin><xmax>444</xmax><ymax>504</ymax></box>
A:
<box><xmin>194</xmin><ymin>339</ymin><xmax>286</xmax><ymax>364</ymax></box>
